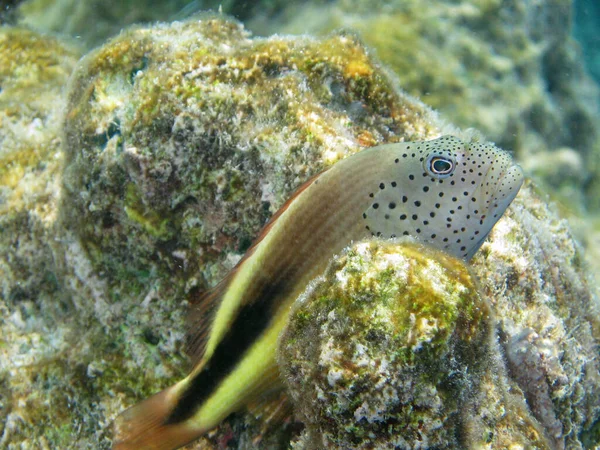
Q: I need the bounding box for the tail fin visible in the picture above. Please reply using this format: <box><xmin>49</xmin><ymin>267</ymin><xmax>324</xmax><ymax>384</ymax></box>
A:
<box><xmin>112</xmin><ymin>384</ymin><xmax>205</xmax><ymax>450</ymax></box>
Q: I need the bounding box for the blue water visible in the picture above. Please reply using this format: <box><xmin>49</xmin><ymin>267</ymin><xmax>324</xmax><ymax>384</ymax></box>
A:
<box><xmin>574</xmin><ymin>0</ymin><xmax>600</xmax><ymax>86</ymax></box>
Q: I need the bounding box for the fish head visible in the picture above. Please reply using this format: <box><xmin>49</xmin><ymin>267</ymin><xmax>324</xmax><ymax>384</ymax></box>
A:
<box><xmin>362</xmin><ymin>135</ymin><xmax>524</xmax><ymax>260</ymax></box>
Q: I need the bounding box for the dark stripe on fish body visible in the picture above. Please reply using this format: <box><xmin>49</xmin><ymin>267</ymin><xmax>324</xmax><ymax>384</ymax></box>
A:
<box><xmin>166</xmin><ymin>151</ymin><xmax>383</xmax><ymax>424</ymax></box>
<box><xmin>166</xmin><ymin>277</ymin><xmax>291</xmax><ymax>424</ymax></box>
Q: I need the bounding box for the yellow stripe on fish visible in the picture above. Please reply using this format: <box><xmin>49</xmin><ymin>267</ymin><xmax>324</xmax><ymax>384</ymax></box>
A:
<box><xmin>112</xmin><ymin>135</ymin><xmax>524</xmax><ymax>450</ymax></box>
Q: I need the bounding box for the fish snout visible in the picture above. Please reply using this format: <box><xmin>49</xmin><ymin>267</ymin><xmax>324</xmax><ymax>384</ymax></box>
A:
<box><xmin>498</xmin><ymin>163</ymin><xmax>524</xmax><ymax>201</ymax></box>
<box><xmin>488</xmin><ymin>162</ymin><xmax>524</xmax><ymax>217</ymax></box>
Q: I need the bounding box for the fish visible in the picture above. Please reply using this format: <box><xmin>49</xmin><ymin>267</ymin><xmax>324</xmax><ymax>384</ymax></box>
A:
<box><xmin>112</xmin><ymin>135</ymin><xmax>524</xmax><ymax>450</ymax></box>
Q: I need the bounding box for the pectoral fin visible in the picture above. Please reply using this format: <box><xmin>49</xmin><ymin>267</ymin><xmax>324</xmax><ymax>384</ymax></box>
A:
<box><xmin>247</xmin><ymin>390</ymin><xmax>293</xmax><ymax>445</ymax></box>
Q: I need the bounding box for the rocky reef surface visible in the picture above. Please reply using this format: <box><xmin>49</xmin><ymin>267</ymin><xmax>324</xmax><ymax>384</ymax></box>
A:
<box><xmin>0</xmin><ymin>27</ymin><xmax>83</xmax><ymax>446</ymax></box>
<box><xmin>280</xmin><ymin>240</ymin><xmax>496</xmax><ymax>449</ymax></box>
<box><xmin>0</xmin><ymin>13</ymin><xmax>598</xmax><ymax>450</ymax></box>
<box><xmin>60</xmin><ymin>16</ymin><xmax>439</xmax><ymax>308</ymax></box>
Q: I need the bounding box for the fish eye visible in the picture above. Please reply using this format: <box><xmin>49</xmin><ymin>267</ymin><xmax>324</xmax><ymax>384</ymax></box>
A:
<box><xmin>431</xmin><ymin>158</ymin><xmax>453</xmax><ymax>174</ymax></box>
<box><xmin>425</xmin><ymin>154</ymin><xmax>455</xmax><ymax>178</ymax></box>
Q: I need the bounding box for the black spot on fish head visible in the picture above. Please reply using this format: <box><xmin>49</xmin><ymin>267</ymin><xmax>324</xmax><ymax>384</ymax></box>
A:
<box><xmin>363</xmin><ymin>136</ymin><xmax>523</xmax><ymax>260</ymax></box>
<box><xmin>363</xmin><ymin>137</ymin><xmax>459</xmax><ymax>246</ymax></box>
<box><xmin>437</xmin><ymin>137</ymin><xmax>524</xmax><ymax>259</ymax></box>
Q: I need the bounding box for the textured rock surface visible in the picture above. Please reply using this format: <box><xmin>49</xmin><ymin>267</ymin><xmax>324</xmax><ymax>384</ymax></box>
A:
<box><xmin>0</xmin><ymin>28</ymin><xmax>82</xmax><ymax>446</ymax></box>
<box><xmin>279</xmin><ymin>240</ymin><xmax>496</xmax><ymax>449</ymax></box>
<box><xmin>471</xmin><ymin>182</ymin><xmax>600</xmax><ymax>449</ymax></box>
<box><xmin>61</xmin><ymin>16</ymin><xmax>441</xmax><ymax>309</ymax></box>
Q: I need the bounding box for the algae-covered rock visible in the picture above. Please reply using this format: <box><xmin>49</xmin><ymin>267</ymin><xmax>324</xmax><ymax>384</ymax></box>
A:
<box><xmin>0</xmin><ymin>26</ymin><xmax>79</xmax><ymax>337</ymax></box>
<box><xmin>1</xmin><ymin>14</ymin><xmax>598</xmax><ymax>450</ymax></box>
<box><xmin>61</xmin><ymin>16</ymin><xmax>441</xmax><ymax>309</ymax></box>
<box><xmin>279</xmin><ymin>240</ymin><xmax>495</xmax><ymax>449</ymax></box>
<box><xmin>471</xmin><ymin>182</ymin><xmax>600</xmax><ymax>449</ymax></box>
<box><xmin>278</xmin><ymin>239</ymin><xmax>579</xmax><ymax>449</ymax></box>
<box><xmin>0</xmin><ymin>26</ymin><xmax>86</xmax><ymax>448</ymax></box>
<box><xmin>0</xmin><ymin>25</ymin><xmax>79</xmax><ymax>314</ymax></box>
<box><xmin>279</xmin><ymin>191</ymin><xmax>600</xmax><ymax>448</ymax></box>
<box><xmin>280</xmin><ymin>182</ymin><xmax>600</xmax><ymax>449</ymax></box>
<box><xmin>0</xmin><ymin>26</ymin><xmax>73</xmax><ymax>305</ymax></box>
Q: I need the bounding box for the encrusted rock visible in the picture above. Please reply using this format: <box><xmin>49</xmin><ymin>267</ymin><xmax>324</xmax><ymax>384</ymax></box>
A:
<box><xmin>60</xmin><ymin>16</ymin><xmax>441</xmax><ymax>308</ymax></box>
<box><xmin>278</xmin><ymin>184</ymin><xmax>600</xmax><ymax>449</ymax></box>
<box><xmin>279</xmin><ymin>240</ymin><xmax>494</xmax><ymax>449</ymax></box>
<box><xmin>0</xmin><ymin>26</ymin><xmax>83</xmax><ymax>448</ymax></box>
<box><xmin>471</xmin><ymin>182</ymin><xmax>600</xmax><ymax>449</ymax></box>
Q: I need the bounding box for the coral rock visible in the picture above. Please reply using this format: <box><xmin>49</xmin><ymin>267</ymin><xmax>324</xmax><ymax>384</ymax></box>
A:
<box><xmin>279</xmin><ymin>240</ymin><xmax>494</xmax><ymax>449</ymax></box>
<box><xmin>279</xmin><ymin>182</ymin><xmax>600</xmax><ymax>449</ymax></box>
<box><xmin>61</xmin><ymin>16</ymin><xmax>441</xmax><ymax>305</ymax></box>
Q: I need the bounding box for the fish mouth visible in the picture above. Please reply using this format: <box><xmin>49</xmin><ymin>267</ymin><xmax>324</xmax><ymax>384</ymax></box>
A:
<box><xmin>471</xmin><ymin>161</ymin><xmax>523</xmax><ymax>216</ymax></box>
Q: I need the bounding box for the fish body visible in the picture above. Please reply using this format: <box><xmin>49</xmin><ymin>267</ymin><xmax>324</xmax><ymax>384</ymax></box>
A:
<box><xmin>113</xmin><ymin>135</ymin><xmax>524</xmax><ymax>450</ymax></box>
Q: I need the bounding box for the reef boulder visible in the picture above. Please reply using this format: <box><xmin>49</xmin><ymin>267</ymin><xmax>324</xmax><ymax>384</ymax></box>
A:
<box><xmin>279</xmin><ymin>240</ymin><xmax>496</xmax><ymax>449</ymax></box>
<box><xmin>60</xmin><ymin>16</ymin><xmax>442</xmax><ymax>310</ymax></box>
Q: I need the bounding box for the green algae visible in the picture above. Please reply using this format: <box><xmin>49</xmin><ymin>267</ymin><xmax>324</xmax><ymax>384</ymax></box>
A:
<box><xmin>124</xmin><ymin>183</ymin><xmax>172</xmax><ymax>239</ymax></box>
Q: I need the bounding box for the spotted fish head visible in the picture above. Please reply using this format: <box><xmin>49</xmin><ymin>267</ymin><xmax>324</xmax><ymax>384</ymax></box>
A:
<box><xmin>362</xmin><ymin>135</ymin><xmax>524</xmax><ymax>260</ymax></box>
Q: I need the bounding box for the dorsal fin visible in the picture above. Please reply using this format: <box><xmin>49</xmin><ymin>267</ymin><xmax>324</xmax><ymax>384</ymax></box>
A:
<box><xmin>247</xmin><ymin>170</ymin><xmax>324</xmax><ymax>254</ymax></box>
<box><xmin>185</xmin><ymin>170</ymin><xmax>326</xmax><ymax>366</ymax></box>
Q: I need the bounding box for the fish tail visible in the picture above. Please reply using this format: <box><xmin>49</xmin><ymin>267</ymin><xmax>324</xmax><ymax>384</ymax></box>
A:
<box><xmin>112</xmin><ymin>382</ymin><xmax>205</xmax><ymax>450</ymax></box>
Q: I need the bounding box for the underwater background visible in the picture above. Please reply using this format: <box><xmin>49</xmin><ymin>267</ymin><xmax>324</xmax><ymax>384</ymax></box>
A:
<box><xmin>1</xmin><ymin>0</ymin><xmax>600</xmax><ymax>448</ymax></box>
